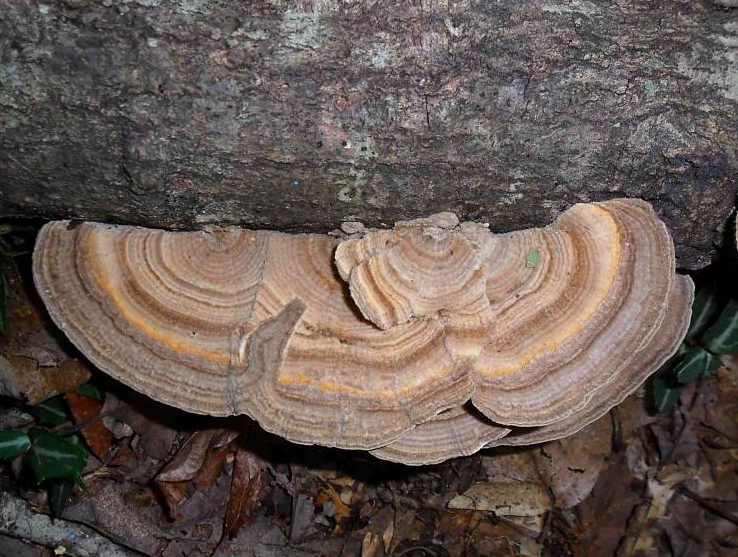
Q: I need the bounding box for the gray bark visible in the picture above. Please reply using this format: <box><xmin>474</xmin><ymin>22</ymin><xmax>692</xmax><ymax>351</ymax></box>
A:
<box><xmin>0</xmin><ymin>492</ymin><xmax>146</xmax><ymax>557</ymax></box>
<box><xmin>1</xmin><ymin>0</ymin><xmax>737</xmax><ymax>268</ymax></box>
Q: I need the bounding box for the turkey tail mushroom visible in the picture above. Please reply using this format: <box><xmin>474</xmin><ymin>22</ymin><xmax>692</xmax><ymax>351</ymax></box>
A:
<box><xmin>32</xmin><ymin>223</ymin><xmax>469</xmax><ymax>450</ymax></box>
<box><xmin>32</xmin><ymin>198</ymin><xmax>693</xmax><ymax>463</ymax></box>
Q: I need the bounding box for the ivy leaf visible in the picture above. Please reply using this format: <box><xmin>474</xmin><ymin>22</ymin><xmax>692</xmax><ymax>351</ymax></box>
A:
<box><xmin>28</xmin><ymin>428</ymin><xmax>87</xmax><ymax>485</ymax></box>
<box><xmin>686</xmin><ymin>282</ymin><xmax>721</xmax><ymax>339</ymax></box>
<box><xmin>0</xmin><ymin>430</ymin><xmax>31</xmax><ymax>459</ymax></box>
<box><xmin>702</xmin><ymin>299</ymin><xmax>738</xmax><ymax>355</ymax></box>
<box><xmin>653</xmin><ymin>376</ymin><xmax>682</xmax><ymax>413</ymax></box>
<box><xmin>673</xmin><ymin>347</ymin><xmax>722</xmax><ymax>384</ymax></box>
<box><xmin>32</xmin><ymin>396</ymin><xmax>69</xmax><ymax>426</ymax></box>
<box><xmin>0</xmin><ymin>269</ymin><xmax>6</xmax><ymax>334</ymax></box>
<box><xmin>49</xmin><ymin>479</ymin><xmax>74</xmax><ymax>518</ymax></box>
<box><xmin>76</xmin><ymin>382</ymin><xmax>102</xmax><ymax>400</ymax></box>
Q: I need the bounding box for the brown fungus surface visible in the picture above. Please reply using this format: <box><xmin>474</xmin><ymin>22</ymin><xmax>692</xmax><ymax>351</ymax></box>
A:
<box><xmin>33</xmin><ymin>199</ymin><xmax>692</xmax><ymax>463</ymax></box>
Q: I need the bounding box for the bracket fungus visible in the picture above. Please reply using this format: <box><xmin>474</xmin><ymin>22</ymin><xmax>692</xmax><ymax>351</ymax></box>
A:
<box><xmin>33</xmin><ymin>199</ymin><xmax>693</xmax><ymax>465</ymax></box>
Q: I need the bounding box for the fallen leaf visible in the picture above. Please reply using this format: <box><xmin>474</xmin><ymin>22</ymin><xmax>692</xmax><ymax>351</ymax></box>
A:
<box><xmin>482</xmin><ymin>451</ymin><xmax>540</xmax><ymax>483</ymax></box>
<box><xmin>314</xmin><ymin>480</ymin><xmax>351</xmax><ymax>523</ymax></box>
<box><xmin>156</xmin><ymin>429</ymin><xmax>218</xmax><ymax>482</ymax></box>
<box><xmin>193</xmin><ymin>446</ymin><xmax>229</xmax><ymax>493</ymax></box>
<box><xmin>62</xmin><ymin>481</ymin><xmax>166</xmax><ymax>555</ymax></box>
<box><xmin>577</xmin><ymin>455</ymin><xmax>641</xmax><ymax>556</ymax></box>
<box><xmin>108</xmin><ymin>393</ymin><xmax>179</xmax><ymax>461</ymax></box>
<box><xmin>448</xmin><ymin>481</ymin><xmax>549</xmax><ymax>516</ymax></box>
<box><xmin>109</xmin><ymin>439</ymin><xmax>135</xmax><ymax>467</ymax></box>
<box><xmin>361</xmin><ymin>531</ymin><xmax>381</xmax><ymax>557</ymax></box>
<box><xmin>211</xmin><ymin>427</ymin><xmax>241</xmax><ymax>449</ymax></box>
<box><xmin>289</xmin><ymin>493</ymin><xmax>316</xmax><ymax>542</ymax></box>
<box><xmin>157</xmin><ymin>480</ymin><xmax>188</xmax><ymax>521</ymax></box>
<box><xmin>65</xmin><ymin>391</ymin><xmax>112</xmax><ymax>459</ymax></box>
<box><xmin>538</xmin><ymin>415</ymin><xmax>611</xmax><ymax>509</ymax></box>
<box><xmin>223</xmin><ymin>447</ymin><xmax>263</xmax><ymax>540</ymax></box>
<box><xmin>21</xmin><ymin>328</ymin><xmax>69</xmax><ymax>367</ymax></box>
<box><xmin>0</xmin><ymin>276</ymin><xmax>90</xmax><ymax>404</ymax></box>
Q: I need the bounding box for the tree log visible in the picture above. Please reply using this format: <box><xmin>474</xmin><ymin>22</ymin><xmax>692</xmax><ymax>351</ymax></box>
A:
<box><xmin>1</xmin><ymin>0</ymin><xmax>736</xmax><ymax>268</ymax></box>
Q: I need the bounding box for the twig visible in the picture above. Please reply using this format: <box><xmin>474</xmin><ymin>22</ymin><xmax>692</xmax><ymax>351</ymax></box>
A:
<box><xmin>679</xmin><ymin>486</ymin><xmax>738</xmax><ymax>527</ymax></box>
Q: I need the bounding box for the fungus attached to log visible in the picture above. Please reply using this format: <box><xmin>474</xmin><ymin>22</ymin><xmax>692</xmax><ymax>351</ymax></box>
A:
<box><xmin>33</xmin><ymin>199</ymin><xmax>693</xmax><ymax>464</ymax></box>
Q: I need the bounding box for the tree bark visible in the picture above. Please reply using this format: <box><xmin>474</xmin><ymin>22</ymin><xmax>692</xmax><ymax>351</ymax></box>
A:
<box><xmin>1</xmin><ymin>0</ymin><xmax>736</xmax><ymax>268</ymax></box>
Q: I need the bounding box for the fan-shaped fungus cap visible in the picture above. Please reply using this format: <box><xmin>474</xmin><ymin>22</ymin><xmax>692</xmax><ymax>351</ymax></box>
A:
<box><xmin>33</xmin><ymin>198</ymin><xmax>692</xmax><ymax>463</ymax></box>
<box><xmin>372</xmin><ymin>274</ymin><xmax>693</xmax><ymax>465</ymax></box>
<box><xmin>370</xmin><ymin>403</ymin><xmax>510</xmax><ymax>466</ymax></box>
<box><xmin>33</xmin><ymin>224</ymin><xmax>473</xmax><ymax>450</ymax></box>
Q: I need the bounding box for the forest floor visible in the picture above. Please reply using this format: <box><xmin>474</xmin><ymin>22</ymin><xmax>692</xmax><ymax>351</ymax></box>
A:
<box><xmin>1</xmin><ymin>258</ymin><xmax>737</xmax><ymax>557</ymax></box>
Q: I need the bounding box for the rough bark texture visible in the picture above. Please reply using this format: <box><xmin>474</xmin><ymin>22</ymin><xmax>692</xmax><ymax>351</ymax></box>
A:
<box><xmin>1</xmin><ymin>0</ymin><xmax>736</xmax><ymax>269</ymax></box>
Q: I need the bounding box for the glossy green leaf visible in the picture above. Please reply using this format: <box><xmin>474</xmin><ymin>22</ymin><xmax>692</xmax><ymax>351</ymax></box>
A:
<box><xmin>702</xmin><ymin>299</ymin><xmax>738</xmax><ymax>355</ymax></box>
<box><xmin>28</xmin><ymin>428</ymin><xmax>87</xmax><ymax>484</ymax></box>
<box><xmin>687</xmin><ymin>283</ymin><xmax>721</xmax><ymax>339</ymax></box>
<box><xmin>76</xmin><ymin>382</ymin><xmax>102</xmax><ymax>400</ymax></box>
<box><xmin>0</xmin><ymin>270</ymin><xmax>6</xmax><ymax>334</ymax></box>
<box><xmin>651</xmin><ymin>342</ymin><xmax>687</xmax><ymax>380</ymax></box>
<box><xmin>65</xmin><ymin>433</ymin><xmax>86</xmax><ymax>448</ymax></box>
<box><xmin>32</xmin><ymin>397</ymin><xmax>68</xmax><ymax>426</ymax></box>
<box><xmin>653</xmin><ymin>377</ymin><xmax>682</xmax><ymax>413</ymax></box>
<box><xmin>49</xmin><ymin>479</ymin><xmax>73</xmax><ymax>518</ymax></box>
<box><xmin>0</xmin><ymin>430</ymin><xmax>31</xmax><ymax>459</ymax></box>
<box><xmin>673</xmin><ymin>347</ymin><xmax>722</xmax><ymax>384</ymax></box>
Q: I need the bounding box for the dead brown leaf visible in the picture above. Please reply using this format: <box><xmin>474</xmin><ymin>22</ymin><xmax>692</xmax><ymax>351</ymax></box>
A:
<box><xmin>539</xmin><ymin>414</ymin><xmax>611</xmax><ymax>509</ymax></box>
<box><xmin>482</xmin><ymin>450</ymin><xmax>540</xmax><ymax>483</ymax></box>
<box><xmin>448</xmin><ymin>481</ymin><xmax>549</xmax><ymax>516</ymax></box>
<box><xmin>577</xmin><ymin>454</ymin><xmax>642</xmax><ymax>557</ymax></box>
<box><xmin>193</xmin><ymin>446</ymin><xmax>229</xmax><ymax>493</ymax></box>
<box><xmin>156</xmin><ymin>429</ymin><xmax>218</xmax><ymax>483</ymax></box>
<box><xmin>0</xmin><ymin>276</ymin><xmax>90</xmax><ymax>404</ymax></box>
<box><xmin>314</xmin><ymin>480</ymin><xmax>352</xmax><ymax>524</ymax></box>
<box><xmin>108</xmin><ymin>393</ymin><xmax>179</xmax><ymax>461</ymax></box>
<box><xmin>65</xmin><ymin>390</ymin><xmax>113</xmax><ymax>459</ymax></box>
<box><xmin>157</xmin><ymin>479</ymin><xmax>188</xmax><ymax>521</ymax></box>
<box><xmin>222</xmin><ymin>447</ymin><xmax>263</xmax><ymax>540</ymax></box>
<box><xmin>109</xmin><ymin>439</ymin><xmax>136</xmax><ymax>467</ymax></box>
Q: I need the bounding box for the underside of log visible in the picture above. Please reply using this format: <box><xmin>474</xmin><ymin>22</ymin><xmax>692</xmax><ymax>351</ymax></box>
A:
<box><xmin>1</xmin><ymin>0</ymin><xmax>737</xmax><ymax>269</ymax></box>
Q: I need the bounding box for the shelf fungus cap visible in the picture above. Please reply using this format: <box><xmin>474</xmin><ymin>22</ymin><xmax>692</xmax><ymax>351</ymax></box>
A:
<box><xmin>334</xmin><ymin>212</ymin><xmax>489</xmax><ymax>332</ymax></box>
<box><xmin>33</xmin><ymin>223</ymin><xmax>470</xmax><ymax>450</ymax></box>
<box><xmin>32</xmin><ymin>198</ymin><xmax>692</xmax><ymax>464</ymax></box>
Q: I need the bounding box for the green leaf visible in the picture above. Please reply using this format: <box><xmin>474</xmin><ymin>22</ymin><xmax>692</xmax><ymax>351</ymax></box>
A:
<box><xmin>33</xmin><ymin>397</ymin><xmax>69</xmax><ymax>426</ymax></box>
<box><xmin>525</xmin><ymin>247</ymin><xmax>540</xmax><ymax>268</ymax></box>
<box><xmin>687</xmin><ymin>283</ymin><xmax>721</xmax><ymax>339</ymax></box>
<box><xmin>76</xmin><ymin>382</ymin><xmax>101</xmax><ymax>400</ymax></box>
<box><xmin>0</xmin><ymin>270</ymin><xmax>6</xmax><ymax>334</ymax></box>
<box><xmin>65</xmin><ymin>433</ymin><xmax>86</xmax><ymax>448</ymax></box>
<box><xmin>673</xmin><ymin>347</ymin><xmax>722</xmax><ymax>384</ymax></box>
<box><xmin>653</xmin><ymin>377</ymin><xmax>682</xmax><ymax>413</ymax></box>
<box><xmin>0</xmin><ymin>430</ymin><xmax>31</xmax><ymax>459</ymax></box>
<box><xmin>28</xmin><ymin>428</ymin><xmax>87</xmax><ymax>484</ymax></box>
<box><xmin>675</xmin><ymin>342</ymin><xmax>689</xmax><ymax>358</ymax></box>
<box><xmin>702</xmin><ymin>299</ymin><xmax>738</xmax><ymax>355</ymax></box>
<box><xmin>49</xmin><ymin>479</ymin><xmax>73</xmax><ymax>518</ymax></box>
